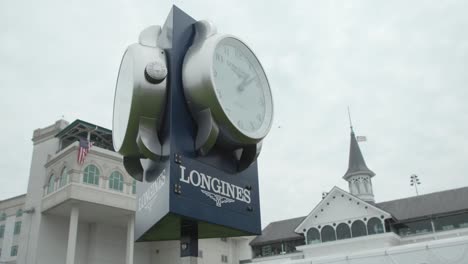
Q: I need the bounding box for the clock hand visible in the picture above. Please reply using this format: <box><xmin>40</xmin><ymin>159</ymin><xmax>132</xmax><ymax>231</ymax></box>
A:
<box><xmin>237</xmin><ymin>75</ymin><xmax>257</xmax><ymax>92</ymax></box>
<box><xmin>229</xmin><ymin>64</ymin><xmax>248</xmax><ymax>79</ymax></box>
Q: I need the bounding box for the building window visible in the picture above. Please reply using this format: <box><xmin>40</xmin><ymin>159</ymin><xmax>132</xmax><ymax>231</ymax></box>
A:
<box><xmin>395</xmin><ymin>219</ymin><xmax>433</xmax><ymax>236</ymax></box>
<box><xmin>367</xmin><ymin>217</ymin><xmax>384</xmax><ymax>235</ymax></box>
<box><xmin>0</xmin><ymin>248</ymin><xmax>2</xmax><ymax>257</ymax></box>
<box><xmin>10</xmin><ymin>245</ymin><xmax>18</xmax><ymax>257</ymax></box>
<box><xmin>252</xmin><ymin>239</ymin><xmax>304</xmax><ymax>258</ymax></box>
<box><xmin>351</xmin><ymin>220</ymin><xmax>367</xmax><ymax>237</ymax></box>
<box><xmin>83</xmin><ymin>165</ymin><xmax>100</xmax><ymax>185</ymax></box>
<box><xmin>198</xmin><ymin>250</ymin><xmax>203</xmax><ymax>258</ymax></box>
<box><xmin>47</xmin><ymin>174</ymin><xmax>55</xmax><ymax>194</ymax></box>
<box><xmin>0</xmin><ymin>212</ymin><xmax>6</xmax><ymax>221</ymax></box>
<box><xmin>336</xmin><ymin>223</ymin><xmax>352</xmax><ymax>240</ymax></box>
<box><xmin>132</xmin><ymin>180</ymin><xmax>136</xmax><ymax>194</ymax></box>
<box><xmin>261</xmin><ymin>245</ymin><xmax>272</xmax><ymax>257</ymax></box>
<box><xmin>320</xmin><ymin>225</ymin><xmax>336</xmax><ymax>242</ymax></box>
<box><xmin>14</xmin><ymin>221</ymin><xmax>21</xmax><ymax>235</ymax></box>
<box><xmin>109</xmin><ymin>171</ymin><xmax>124</xmax><ymax>191</ymax></box>
<box><xmin>220</xmin><ymin>237</ymin><xmax>227</xmax><ymax>242</ymax></box>
<box><xmin>0</xmin><ymin>225</ymin><xmax>4</xmax><ymax>238</ymax></box>
<box><xmin>306</xmin><ymin>228</ymin><xmax>321</xmax><ymax>244</ymax></box>
<box><xmin>434</xmin><ymin>212</ymin><xmax>468</xmax><ymax>232</ymax></box>
<box><xmin>221</xmin><ymin>254</ymin><xmax>228</xmax><ymax>263</ymax></box>
<box><xmin>16</xmin><ymin>209</ymin><xmax>23</xmax><ymax>217</ymax></box>
<box><xmin>59</xmin><ymin>167</ymin><xmax>69</xmax><ymax>188</ymax></box>
<box><xmin>283</xmin><ymin>239</ymin><xmax>304</xmax><ymax>253</ymax></box>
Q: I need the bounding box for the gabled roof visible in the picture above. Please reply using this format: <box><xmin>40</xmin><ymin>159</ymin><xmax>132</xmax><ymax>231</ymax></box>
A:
<box><xmin>251</xmin><ymin>186</ymin><xmax>468</xmax><ymax>246</ymax></box>
<box><xmin>376</xmin><ymin>186</ymin><xmax>468</xmax><ymax>221</ymax></box>
<box><xmin>294</xmin><ymin>186</ymin><xmax>391</xmax><ymax>233</ymax></box>
<box><xmin>250</xmin><ymin>216</ymin><xmax>305</xmax><ymax>246</ymax></box>
<box><xmin>343</xmin><ymin>130</ymin><xmax>375</xmax><ymax>180</ymax></box>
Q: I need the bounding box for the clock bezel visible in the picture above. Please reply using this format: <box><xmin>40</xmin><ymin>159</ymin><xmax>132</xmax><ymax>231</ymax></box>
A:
<box><xmin>112</xmin><ymin>43</ymin><xmax>168</xmax><ymax>156</ymax></box>
<box><xmin>211</xmin><ymin>37</ymin><xmax>272</xmax><ymax>140</ymax></box>
<box><xmin>183</xmin><ymin>34</ymin><xmax>273</xmax><ymax>146</ymax></box>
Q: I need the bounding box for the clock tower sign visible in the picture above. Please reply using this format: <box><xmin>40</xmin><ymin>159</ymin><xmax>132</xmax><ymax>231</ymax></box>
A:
<box><xmin>111</xmin><ymin>5</ymin><xmax>273</xmax><ymax>262</ymax></box>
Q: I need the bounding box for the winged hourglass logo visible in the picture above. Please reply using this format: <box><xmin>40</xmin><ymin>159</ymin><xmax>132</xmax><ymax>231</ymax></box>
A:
<box><xmin>201</xmin><ymin>190</ymin><xmax>235</xmax><ymax>207</ymax></box>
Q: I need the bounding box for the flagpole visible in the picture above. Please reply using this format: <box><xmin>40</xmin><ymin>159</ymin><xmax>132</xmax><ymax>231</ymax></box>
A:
<box><xmin>347</xmin><ymin>106</ymin><xmax>353</xmax><ymax>131</ymax></box>
<box><xmin>87</xmin><ymin>126</ymin><xmax>98</xmax><ymax>142</ymax></box>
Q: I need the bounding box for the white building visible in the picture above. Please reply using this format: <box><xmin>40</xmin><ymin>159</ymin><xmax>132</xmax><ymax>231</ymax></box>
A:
<box><xmin>0</xmin><ymin>195</ymin><xmax>26</xmax><ymax>263</ymax></box>
<box><xmin>0</xmin><ymin>119</ymin><xmax>252</xmax><ymax>264</ymax></box>
<box><xmin>248</xmin><ymin>128</ymin><xmax>468</xmax><ymax>264</ymax></box>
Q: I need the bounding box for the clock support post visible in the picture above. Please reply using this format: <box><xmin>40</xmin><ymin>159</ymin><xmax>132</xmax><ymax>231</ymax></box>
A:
<box><xmin>162</xmin><ymin>7</ymin><xmax>201</xmax><ymax>262</ymax></box>
<box><xmin>180</xmin><ymin>220</ymin><xmax>199</xmax><ymax>264</ymax></box>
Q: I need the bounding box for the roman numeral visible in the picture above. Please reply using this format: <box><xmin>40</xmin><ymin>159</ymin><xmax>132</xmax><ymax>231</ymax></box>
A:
<box><xmin>235</xmin><ymin>48</ymin><xmax>242</xmax><ymax>58</ymax></box>
<box><xmin>215</xmin><ymin>53</ymin><xmax>224</xmax><ymax>63</ymax></box>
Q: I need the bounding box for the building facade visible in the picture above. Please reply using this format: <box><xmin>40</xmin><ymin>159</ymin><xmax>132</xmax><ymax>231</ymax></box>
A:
<box><xmin>0</xmin><ymin>120</ymin><xmax>252</xmax><ymax>264</ymax></box>
<box><xmin>0</xmin><ymin>195</ymin><xmax>25</xmax><ymax>263</ymax></box>
<box><xmin>249</xmin><ymin>129</ymin><xmax>468</xmax><ymax>264</ymax></box>
<box><xmin>3</xmin><ymin>120</ymin><xmax>468</xmax><ymax>264</ymax></box>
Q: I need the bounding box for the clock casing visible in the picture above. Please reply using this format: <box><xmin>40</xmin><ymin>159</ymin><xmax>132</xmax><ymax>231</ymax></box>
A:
<box><xmin>112</xmin><ymin>25</ymin><xmax>169</xmax><ymax>181</ymax></box>
<box><xmin>183</xmin><ymin>21</ymin><xmax>273</xmax><ymax>151</ymax></box>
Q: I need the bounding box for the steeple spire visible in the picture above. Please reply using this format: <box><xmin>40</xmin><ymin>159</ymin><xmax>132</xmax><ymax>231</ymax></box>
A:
<box><xmin>343</xmin><ymin>129</ymin><xmax>375</xmax><ymax>180</ymax></box>
<box><xmin>343</xmin><ymin>124</ymin><xmax>376</xmax><ymax>203</ymax></box>
<box><xmin>348</xmin><ymin>106</ymin><xmax>354</xmax><ymax>132</ymax></box>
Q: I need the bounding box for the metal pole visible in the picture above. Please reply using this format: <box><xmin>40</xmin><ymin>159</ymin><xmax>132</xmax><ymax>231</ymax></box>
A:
<box><xmin>410</xmin><ymin>174</ymin><xmax>421</xmax><ymax>196</ymax></box>
<box><xmin>180</xmin><ymin>219</ymin><xmax>198</xmax><ymax>264</ymax></box>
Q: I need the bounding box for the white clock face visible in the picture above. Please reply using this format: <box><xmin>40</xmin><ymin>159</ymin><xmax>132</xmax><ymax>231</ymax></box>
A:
<box><xmin>113</xmin><ymin>49</ymin><xmax>133</xmax><ymax>151</ymax></box>
<box><xmin>212</xmin><ymin>38</ymin><xmax>272</xmax><ymax>138</ymax></box>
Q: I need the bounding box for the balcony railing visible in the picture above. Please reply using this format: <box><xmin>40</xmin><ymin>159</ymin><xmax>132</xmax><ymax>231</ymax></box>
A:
<box><xmin>43</xmin><ymin>141</ymin><xmax>136</xmax><ymax>199</ymax></box>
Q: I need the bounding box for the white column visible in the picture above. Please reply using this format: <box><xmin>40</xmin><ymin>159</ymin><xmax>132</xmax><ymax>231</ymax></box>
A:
<box><xmin>66</xmin><ymin>206</ymin><xmax>79</xmax><ymax>264</ymax></box>
<box><xmin>126</xmin><ymin>215</ymin><xmax>135</xmax><ymax>264</ymax></box>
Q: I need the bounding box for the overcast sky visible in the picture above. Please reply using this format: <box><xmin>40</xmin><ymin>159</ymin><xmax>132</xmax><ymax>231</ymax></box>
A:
<box><xmin>1</xmin><ymin>0</ymin><xmax>468</xmax><ymax>227</ymax></box>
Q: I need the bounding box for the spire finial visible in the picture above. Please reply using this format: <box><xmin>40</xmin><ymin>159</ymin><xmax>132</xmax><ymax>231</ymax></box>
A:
<box><xmin>347</xmin><ymin>106</ymin><xmax>354</xmax><ymax>132</ymax></box>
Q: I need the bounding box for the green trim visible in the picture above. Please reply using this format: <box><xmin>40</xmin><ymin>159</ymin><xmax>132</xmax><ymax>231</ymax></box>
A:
<box><xmin>55</xmin><ymin>119</ymin><xmax>111</xmax><ymax>138</ymax></box>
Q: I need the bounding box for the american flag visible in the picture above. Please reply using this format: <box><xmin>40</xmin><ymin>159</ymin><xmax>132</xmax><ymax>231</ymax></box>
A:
<box><xmin>356</xmin><ymin>136</ymin><xmax>367</xmax><ymax>142</ymax></box>
<box><xmin>78</xmin><ymin>139</ymin><xmax>93</xmax><ymax>165</ymax></box>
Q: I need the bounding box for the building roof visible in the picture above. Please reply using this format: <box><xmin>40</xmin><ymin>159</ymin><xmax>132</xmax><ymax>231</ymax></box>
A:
<box><xmin>250</xmin><ymin>216</ymin><xmax>305</xmax><ymax>246</ymax></box>
<box><xmin>376</xmin><ymin>186</ymin><xmax>468</xmax><ymax>221</ymax></box>
<box><xmin>294</xmin><ymin>186</ymin><xmax>392</xmax><ymax>234</ymax></box>
<box><xmin>252</xmin><ymin>187</ymin><xmax>468</xmax><ymax>246</ymax></box>
<box><xmin>0</xmin><ymin>194</ymin><xmax>26</xmax><ymax>204</ymax></box>
<box><xmin>55</xmin><ymin>119</ymin><xmax>114</xmax><ymax>151</ymax></box>
<box><xmin>343</xmin><ymin>130</ymin><xmax>375</xmax><ymax>180</ymax></box>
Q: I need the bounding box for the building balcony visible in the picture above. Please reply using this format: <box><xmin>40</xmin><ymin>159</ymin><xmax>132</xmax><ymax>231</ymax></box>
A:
<box><xmin>297</xmin><ymin>232</ymin><xmax>401</xmax><ymax>259</ymax></box>
<box><xmin>250</xmin><ymin>251</ymin><xmax>304</xmax><ymax>263</ymax></box>
<box><xmin>41</xmin><ymin>141</ymin><xmax>136</xmax><ymax>227</ymax></box>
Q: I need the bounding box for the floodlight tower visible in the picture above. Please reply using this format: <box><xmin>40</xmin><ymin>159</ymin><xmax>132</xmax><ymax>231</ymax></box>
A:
<box><xmin>410</xmin><ymin>174</ymin><xmax>421</xmax><ymax>195</ymax></box>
